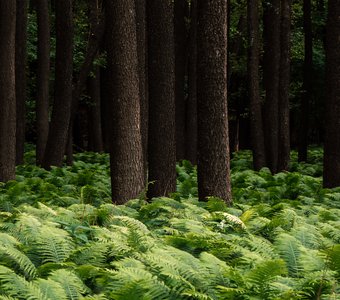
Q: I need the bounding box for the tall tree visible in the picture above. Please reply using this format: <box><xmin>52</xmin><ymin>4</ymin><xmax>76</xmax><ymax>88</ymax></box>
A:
<box><xmin>105</xmin><ymin>0</ymin><xmax>144</xmax><ymax>203</ymax></box>
<box><xmin>247</xmin><ymin>0</ymin><xmax>266</xmax><ymax>171</ymax></box>
<box><xmin>197</xmin><ymin>0</ymin><xmax>231</xmax><ymax>203</ymax></box>
<box><xmin>36</xmin><ymin>0</ymin><xmax>50</xmax><ymax>165</ymax></box>
<box><xmin>42</xmin><ymin>0</ymin><xmax>73</xmax><ymax>169</ymax></box>
<box><xmin>174</xmin><ymin>0</ymin><xmax>187</xmax><ymax>161</ymax></box>
<box><xmin>278</xmin><ymin>0</ymin><xmax>291</xmax><ymax>171</ymax></box>
<box><xmin>323</xmin><ymin>0</ymin><xmax>340</xmax><ymax>188</ymax></box>
<box><xmin>298</xmin><ymin>0</ymin><xmax>312</xmax><ymax>162</ymax></box>
<box><xmin>263</xmin><ymin>0</ymin><xmax>281</xmax><ymax>173</ymax></box>
<box><xmin>147</xmin><ymin>0</ymin><xmax>176</xmax><ymax>198</ymax></box>
<box><xmin>185</xmin><ymin>0</ymin><xmax>198</xmax><ymax>165</ymax></box>
<box><xmin>135</xmin><ymin>0</ymin><xmax>148</xmax><ymax>185</ymax></box>
<box><xmin>0</xmin><ymin>1</ymin><xmax>16</xmax><ymax>182</ymax></box>
<box><xmin>15</xmin><ymin>0</ymin><xmax>28</xmax><ymax>165</ymax></box>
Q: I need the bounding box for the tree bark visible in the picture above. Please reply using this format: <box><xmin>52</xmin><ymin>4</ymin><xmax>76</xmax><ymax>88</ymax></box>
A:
<box><xmin>197</xmin><ymin>0</ymin><xmax>232</xmax><ymax>204</ymax></box>
<box><xmin>36</xmin><ymin>0</ymin><xmax>50</xmax><ymax>166</ymax></box>
<box><xmin>147</xmin><ymin>0</ymin><xmax>176</xmax><ymax>198</ymax></box>
<box><xmin>323</xmin><ymin>0</ymin><xmax>340</xmax><ymax>188</ymax></box>
<box><xmin>263</xmin><ymin>0</ymin><xmax>281</xmax><ymax>173</ymax></box>
<box><xmin>135</xmin><ymin>0</ymin><xmax>148</xmax><ymax>185</ymax></box>
<box><xmin>185</xmin><ymin>0</ymin><xmax>198</xmax><ymax>165</ymax></box>
<box><xmin>278</xmin><ymin>0</ymin><xmax>291</xmax><ymax>171</ymax></box>
<box><xmin>15</xmin><ymin>0</ymin><xmax>28</xmax><ymax>165</ymax></box>
<box><xmin>247</xmin><ymin>0</ymin><xmax>266</xmax><ymax>170</ymax></box>
<box><xmin>105</xmin><ymin>0</ymin><xmax>144</xmax><ymax>203</ymax></box>
<box><xmin>42</xmin><ymin>0</ymin><xmax>73</xmax><ymax>169</ymax></box>
<box><xmin>174</xmin><ymin>0</ymin><xmax>187</xmax><ymax>161</ymax></box>
<box><xmin>0</xmin><ymin>1</ymin><xmax>16</xmax><ymax>182</ymax></box>
<box><xmin>298</xmin><ymin>0</ymin><xmax>312</xmax><ymax>162</ymax></box>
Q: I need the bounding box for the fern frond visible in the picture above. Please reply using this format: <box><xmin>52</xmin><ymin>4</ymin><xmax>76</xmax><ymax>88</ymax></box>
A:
<box><xmin>48</xmin><ymin>269</ymin><xmax>88</xmax><ymax>300</ymax></box>
<box><xmin>35</xmin><ymin>278</ymin><xmax>68</xmax><ymax>300</ymax></box>
<box><xmin>0</xmin><ymin>245</ymin><xmax>37</xmax><ymax>279</ymax></box>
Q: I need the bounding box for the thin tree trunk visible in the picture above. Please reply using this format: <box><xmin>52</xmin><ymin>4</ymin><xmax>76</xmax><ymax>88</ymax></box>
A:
<box><xmin>185</xmin><ymin>0</ymin><xmax>198</xmax><ymax>165</ymax></box>
<box><xmin>36</xmin><ymin>0</ymin><xmax>50</xmax><ymax>166</ymax></box>
<box><xmin>87</xmin><ymin>68</ymin><xmax>103</xmax><ymax>152</ymax></box>
<box><xmin>15</xmin><ymin>0</ymin><xmax>28</xmax><ymax>165</ymax></box>
<box><xmin>247</xmin><ymin>0</ymin><xmax>266</xmax><ymax>170</ymax></box>
<box><xmin>135</xmin><ymin>0</ymin><xmax>148</xmax><ymax>186</ymax></box>
<box><xmin>42</xmin><ymin>0</ymin><xmax>73</xmax><ymax>169</ymax></box>
<box><xmin>147</xmin><ymin>0</ymin><xmax>176</xmax><ymax>198</ymax></box>
<box><xmin>298</xmin><ymin>0</ymin><xmax>312</xmax><ymax>162</ymax></box>
<box><xmin>175</xmin><ymin>0</ymin><xmax>187</xmax><ymax>161</ymax></box>
<box><xmin>197</xmin><ymin>0</ymin><xmax>232</xmax><ymax>204</ymax></box>
<box><xmin>0</xmin><ymin>1</ymin><xmax>16</xmax><ymax>182</ymax></box>
<box><xmin>263</xmin><ymin>0</ymin><xmax>281</xmax><ymax>173</ymax></box>
<box><xmin>323</xmin><ymin>0</ymin><xmax>340</xmax><ymax>188</ymax></box>
<box><xmin>278</xmin><ymin>0</ymin><xmax>291</xmax><ymax>171</ymax></box>
<box><xmin>105</xmin><ymin>0</ymin><xmax>144</xmax><ymax>203</ymax></box>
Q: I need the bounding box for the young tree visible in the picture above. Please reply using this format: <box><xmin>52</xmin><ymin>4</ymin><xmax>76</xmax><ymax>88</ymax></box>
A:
<box><xmin>147</xmin><ymin>0</ymin><xmax>176</xmax><ymax>198</ymax></box>
<box><xmin>0</xmin><ymin>1</ymin><xmax>16</xmax><ymax>182</ymax></box>
<box><xmin>42</xmin><ymin>0</ymin><xmax>73</xmax><ymax>169</ymax></box>
<box><xmin>298</xmin><ymin>0</ymin><xmax>312</xmax><ymax>162</ymax></box>
<box><xmin>15</xmin><ymin>0</ymin><xmax>28</xmax><ymax>165</ymax></box>
<box><xmin>174</xmin><ymin>0</ymin><xmax>187</xmax><ymax>161</ymax></box>
<box><xmin>263</xmin><ymin>0</ymin><xmax>281</xmax><ymax>173</ymax></box>
<box><xmin>278</xmin><ymin>0</ymin><xmax>291</xmax><ymax>171</ymax></box>
<box><xmin>197</xmin><ymin>0</ymin><xmax>232</xmax><ymax>204</ymax></box>
<box><xmin>247</xmin><ymin>0</ymin><xmax>266</xmax><ymax>171</ymax></box>
<box><xmin>323</xmin><ymin>0</ymin><xmax>340</xmax><ymax>188</ymax></box>
<box><xmin>36</xmin><ymin>0</ymin><xmax>50</xmax><ymax>165</ymax></box>
<box><xmin>185</xmin><ymin>0</ymin><xmax>198</xmax><ymax>165</ymax></box>
<box><xmin>105</xmin><ymin>0</ymin><xmax>144</xmax><ymax>203</ymax></box>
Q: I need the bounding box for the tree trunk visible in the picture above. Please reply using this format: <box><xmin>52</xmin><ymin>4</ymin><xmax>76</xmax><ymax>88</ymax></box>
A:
<box><xmin>263</xmin><ymin>0</ymin><xmax>281</xmax><ymax>173</ymax></box>
<box><xmin>185</xmin><ymin>0</ymin><xmax>198</xmax><ymax>165</ymax></box>
<box><xmin>0</xmin><ymin>1</ymin><xmax>16</xmax><ymax>182</ymax></box>
<box><xmin>247</xmin><ymin>0</ymin><xmax>266</xmax><ymax>170</ymax></box>
<box><xmin>87</xmin><ymin>68</ymin><xmax>104</xmax><ymax>152</ymax></box>
<box><xmin>15</xmin><ymin>0</ymin><xmax>28</xmax><ymax>165</ymax></box>
<box><xmin>197</xmin><ymin>0</ymin><xmax>232</xmax><ymax>204</ymax></box>
<box><xmin>278</xmin><ymin>0</ymin><xmax>291</xmax><ymax>171</ymax></box>
<box><xmin>105</xmin><ymin>0</ymin><xmax>144</xmax><ymax>203</ymax></box>
<box><xmin>42</xmin><ymin>0</ymin><xmax>73</xmax><ymax>169</ymax></box>
<box><xmin>147</xmin><ymin>0</ymin><xmax>176</xmax><ymax>198</ymax></box>
<box><xmin>174</xmin><ymin>0</ymin><xmax>187</xmax><ymax>161</ymax></box>
<box><xmin>298</xmin><ymin>0</ymin><xmax>312</xmax><ymax>162</ymax></box>
<box><xmin>323</xmin><ymin>0</ymin><xmax>340</xmax><ymax>188</ymax></box>
<box><xmin>36</xmin><ymin>0</ymin><xmax>50</xmax><ymax>166</ymax></box>
<box><xmin>135</xmin><ymin>0</ymin><xmax>148</xmax><ymax>185</ymax></box>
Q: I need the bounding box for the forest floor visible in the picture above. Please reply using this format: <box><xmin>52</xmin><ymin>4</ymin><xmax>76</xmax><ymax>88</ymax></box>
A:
<box><xmin>0</xmin><ymin>148</ymin><xmax>339</xmax><ymax>299</ymax></box>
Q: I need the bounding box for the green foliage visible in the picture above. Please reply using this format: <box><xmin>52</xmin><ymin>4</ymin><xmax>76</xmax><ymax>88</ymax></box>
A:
<box><xmin>0</xmin><ymin>149</ymin><xmax>339</xmax><ymax>299</ymax></box>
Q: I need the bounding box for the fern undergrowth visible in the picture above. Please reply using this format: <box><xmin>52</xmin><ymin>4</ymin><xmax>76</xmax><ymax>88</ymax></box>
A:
<box><xmin>0</xmin><ymin>148</ymin><xmax>338</xmax><ymax>299</ymax></box>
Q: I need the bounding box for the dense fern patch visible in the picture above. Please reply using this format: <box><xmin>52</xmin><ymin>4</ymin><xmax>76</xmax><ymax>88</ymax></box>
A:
<box><xmin>0</xmin><ymin>149</ymin><xmax>339</xmax><ymax>299</ymax></box>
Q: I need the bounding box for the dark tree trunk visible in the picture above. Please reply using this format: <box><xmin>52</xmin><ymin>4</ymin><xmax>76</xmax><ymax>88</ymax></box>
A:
<box><xmin>197</xmin><ymin>0</ymin><xmax>231</xmax><ymax>204</ymax></box>
<box><xmin>247</xmin><ymin>0</ymin><xmax>266</xmax><ymax>170</ymax></box>
<box><xmin>298</xmin><ymin>0</ymin><xmax>312</xmax><ymax>162</ymax></box>
<box><xmin>263</xmin><ymin>0</ymin><xmax>281</xmax><ymax>173</ymax></box>
<box><xmin>174</xmin><ymin>0</ymin><xmax>187</xmax><ymax>161</ymax></box>
<box><xmin>0</xmin><ymin>1</ymin><xmax>16</xmax><ymax>182</ymax></box>
<box><xmin>135</xmin><ymin>0</ymin><xmax>148</xmax><ymax>185</ymax></box>
<box><xmin>185</xmin><ymin>0</ymin><xmax>198</xmax><ymax>165</ymax></box>
<box><xmin>42</xmin><ymin>0</ymin><xmax>73</xmax><ymax>169</ymax></box>
<box><xmin>147</xmin><ymin>0</ymin><xmax>176</xmax><ymax>198</ymax></box>
<box><xmin>87</xmin><ymin>68</ymin><xmax>103</xmax><ymax>153</ymax></box>
<box><xmin>15</xmin><ymin>0</ymin><xmax>28</xmax><ymax>165</ymax></box>
<box><xmin>36</xmin><ymin>0</ymin><xmax>50</xmax><ymax>166</ymax></box>
<box><xmin>323</xmin><ymin>0</ymin><xmax>340</xmax><ymax>188</ymax></box>
<box><xmin>66</xmin><ymin>10</ymin><xmax>105</xmax><ymax>164</ymax></box>
<box><xmin>105</xmin><ymin>0</ymin><xmax>144</xmax><ymax>203</ymax></box>
<box><xmin>278</xmin><ymin>0</ymin><xmax>291</xmax><ymax>171</ymax></box>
